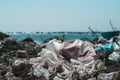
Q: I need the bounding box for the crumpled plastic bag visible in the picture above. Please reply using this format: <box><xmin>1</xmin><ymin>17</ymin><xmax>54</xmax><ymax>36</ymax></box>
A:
<box><xmin>71</xmin><ymin>56</ymin><xmax>104</xmax><ymax>77</ymax></box>
<box><xmin>28</xmin><ymin>63</ymin><xmax>48</xmax><ymax>77</ymax></box>
<box><xmin>46</xmin><ymin>39</ymin><xmax>62</xmax><ymax>53</ymax></box>
<box><xmin>37</xmin><ymin>48</ymin><xmax>58</xmax><ymax>62</ymax></box>
<box><xmin>114</xmin><ymin>42</ymin><xmax>120</xmax><ymax>51</ymax></box>
<box><xmin>29</xmin><ymin>48</ymin><xmax>63</xmax><ymax>78</ymax></box>
<box><xmin>97</xmin><ymin>72</ymin><xmax>119</xmax><ymax>80</ymax></box>
<box><xmin>109</xmin><ymin>52</ymin><xmax>120</xmax><ymax>61</ymax></box>
<box><xmin>59</xmin><ymin>40</ymin><xmax>96</xmax><ymax>61</ymax></box>
<box><xmin>95</xmin><ymin>43</ymin><xmax>114</xmax><ymax>52</ymax></box>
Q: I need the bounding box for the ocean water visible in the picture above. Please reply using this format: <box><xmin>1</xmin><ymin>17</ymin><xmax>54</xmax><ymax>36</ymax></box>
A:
<box><xmin>8</xmin><ymin>32</ymin><xmax>101</xmax><ymax>42</ymax></box>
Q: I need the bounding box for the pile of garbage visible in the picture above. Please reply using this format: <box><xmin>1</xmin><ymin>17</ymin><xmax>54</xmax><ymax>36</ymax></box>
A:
<box><xmin>0</xmin><ymin>32</ymin><xmax>120</xmax><ymax>80</ymax></box>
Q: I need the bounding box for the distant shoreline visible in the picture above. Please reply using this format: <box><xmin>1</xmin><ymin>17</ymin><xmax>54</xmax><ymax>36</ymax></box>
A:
<box><xmin>4</xmin><ymin>30</ymin><xmax>120</xmax><ymax>34</ymax></box>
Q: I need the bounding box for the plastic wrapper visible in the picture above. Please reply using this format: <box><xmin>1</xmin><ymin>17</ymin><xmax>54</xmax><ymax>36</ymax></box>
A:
<box><xmin>95</xmin><ymin>43</ymin><xmax>114</xmax><ymax>52</ymax></box>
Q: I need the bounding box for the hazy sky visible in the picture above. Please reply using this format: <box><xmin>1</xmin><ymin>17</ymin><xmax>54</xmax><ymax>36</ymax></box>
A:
<box><xmin>0</xmin><ymin>0</ymin><xmax>120</xmax><ymax>32</ymax></box>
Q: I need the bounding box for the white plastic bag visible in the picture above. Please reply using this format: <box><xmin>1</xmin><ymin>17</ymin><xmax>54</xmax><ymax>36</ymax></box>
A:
<box><xmin>109</xmin><ymin>52</ymin><xmax>120</xmax><ymax>61</ymax></box>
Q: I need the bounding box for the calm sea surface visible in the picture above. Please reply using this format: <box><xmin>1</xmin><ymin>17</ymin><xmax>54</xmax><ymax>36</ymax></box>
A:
<box><xmin>7</xmin><ymin>32</ymin><xmax>101</xmax><ymax>42</ymax></box>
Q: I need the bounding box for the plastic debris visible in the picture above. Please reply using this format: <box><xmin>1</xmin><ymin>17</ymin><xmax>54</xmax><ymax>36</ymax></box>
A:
<box><xmin>0</xmin><ymin>31</ymin><xmax>120</xmax><ymax>80</ymax></box>
<box><xmin>109</xmin><ymin>52</ymin><xmax>120</xmax><ymax>61</ymax></box>
<box><xmin>16</xmin><ymin>50</ymin><xmax>28</xmax><ymax>58</ymax></box>
<box><xmin>59</xmin><ymin>40</ymin><xmax>96</xmax><ymax>61</ymax></box>
<box><xmin>97</xmin><ymin>72</ymin><xmax>119</xmax><ymax>80</ymax></box>
<box><xmin>95</xmin><ymin>43</ymin><xmax>114</xmax><ymax>52</ymax></box>
<box><xmin>46</xmin><ymin>39</ymin><xmax>62</xmax><ymax>53</ymax></box>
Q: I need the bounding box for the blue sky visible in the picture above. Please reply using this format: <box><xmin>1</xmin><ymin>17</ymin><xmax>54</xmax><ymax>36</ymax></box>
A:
<box><xmin>0</xmin><ymin>0</ymin><xmax>120</xmax><ymax>32</ymax></box>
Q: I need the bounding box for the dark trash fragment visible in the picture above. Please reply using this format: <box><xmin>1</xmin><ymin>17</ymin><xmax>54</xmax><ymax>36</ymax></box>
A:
<box><xmin>16</xmin><ymin>50</ymin><xmax>28</xmax><ymax>58</ymax></box>
<box><xmin>12</xmin><ymin>63</ymin><xmax>32</xmax><ymax>77</ymax></box>
<box><xmin>0</xmin><ymin>32</ymin><xmax>9</xmax><ymax>40</ymax></box>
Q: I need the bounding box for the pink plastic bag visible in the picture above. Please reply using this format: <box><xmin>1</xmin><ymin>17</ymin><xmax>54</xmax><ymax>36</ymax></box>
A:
<box><xmin>60</xmin><ymin>40</ymin><xmax>96</xmax><ymax>61</ymax></box>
